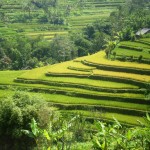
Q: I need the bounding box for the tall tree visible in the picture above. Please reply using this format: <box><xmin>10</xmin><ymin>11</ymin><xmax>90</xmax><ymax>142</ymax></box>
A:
<box><xmin>50</xmin><ymin>35</ymin><xmax>77</xmax><ymax>62</ymax></box>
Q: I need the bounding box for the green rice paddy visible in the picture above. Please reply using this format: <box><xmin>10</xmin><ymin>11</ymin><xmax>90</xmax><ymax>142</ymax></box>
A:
<box><xmin>0</xmin><ymin>0</ymin><xmax>149</xmax><ymax>126</ymax></box>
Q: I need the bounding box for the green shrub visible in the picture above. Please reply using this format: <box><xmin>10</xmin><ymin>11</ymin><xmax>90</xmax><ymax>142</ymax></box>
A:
<box><xmin>120</xmin><ymin>55</ymin><xmax>127</xmax><ymax>62</ymax></box>
<box><xmin>25</xmin><ymin>113</ymin><xmax>150</xmax><ymax>150</ymax></box>
<box><xmin>143</xmin><ymin>33</ymin><xmax>150</xmax><ymax>38</ymax></box>
<box><xmin>138</xmin><ymin>55</ymin><xmax>143</xmax><ymax>63</ymax></box>
<box><xmin>25</xmin><ymin>114</ymin><xmax>90</xmax><ymax>150</ymax></box>
<box><xmin>128</xmin><ymin>55</ymin><xmax>134</xmax><ymax>62</ymax></box>
<box><xmin>38</xmin><ymin>14</ymin><xmax>48</xmax><ymax>23</ymax></box>
<box><xmin>0</xmin><ymin>91</ymin><xmax>52</xmax><ymax>149</ymax></box>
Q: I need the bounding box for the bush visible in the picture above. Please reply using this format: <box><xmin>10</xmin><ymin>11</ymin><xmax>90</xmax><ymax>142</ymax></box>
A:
<box><xmin>93</xmin><ymin>114</ymin><xmax>150</xmax><ymax>150</ymax></box>
<box><xmin>112</xmin><ymin>51</ymin><xmax>116</xmax><ymax>60</ymax></box>
<box><xmin>138</xmin><ymin>55</ymin><xmax>143</xmax><ymax>63</ymax></box>
<box><xmin>120</xmin><ymin>55</ymin><xmax>127</xmax><ymax>61</ymax></box>
<box><xmin>25</xmin><ymin>113</ymin><xmax>90</xmax><ymax>150</ymax></box>
<box><xmin>0</xmin><ymin>91</ymin><xmax>52</xmax><ymax>149</ymax></box>
<box><xmin>143</xmin><ymin>33</ymin><xmax>150</xmax><ymax>38</ymax></box>
<box><xmin>128</xmin><ymin>55</ymin><xmax>134</xmax><ymax>62</ymax></box>
<box><xmin>16</xmin><ymin>28</ymin><xmax>25</xmax><ymax>33</ymax></box>
<box><xmin>38</xmin><ymin>14</ymin><xmax>48</xmax><ymax>23</ymax></box>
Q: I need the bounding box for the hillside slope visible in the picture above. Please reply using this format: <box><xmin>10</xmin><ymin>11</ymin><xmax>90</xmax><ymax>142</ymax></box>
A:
<box><xmin>0</xmin><ymin>38</ymin><xmax>150</xmax><ymax>126</ymax></box>
<box><xmin>0</xmin><ymin>0</ymin><xmax>125</xmax><ymax>40</ymax></box>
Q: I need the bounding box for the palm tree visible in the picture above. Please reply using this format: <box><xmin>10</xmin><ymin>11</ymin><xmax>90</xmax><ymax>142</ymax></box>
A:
<box><xmin>104</xmin><ymin>39</ymin><xmax>117</xmax><ymax>59</ymax></box>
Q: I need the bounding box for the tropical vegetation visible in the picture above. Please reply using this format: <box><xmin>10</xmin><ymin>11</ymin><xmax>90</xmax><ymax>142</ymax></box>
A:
<box><xmin>0</xmin><ymin>0</ymin><xmax>150</xmax><ymax>149</ymax></box>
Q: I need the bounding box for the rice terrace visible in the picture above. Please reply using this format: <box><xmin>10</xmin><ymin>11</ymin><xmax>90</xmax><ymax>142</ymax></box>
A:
<box><xmin>0</xmin><ymin>0</ymin><xmax>150</xmax><ymax>149</ymax></box>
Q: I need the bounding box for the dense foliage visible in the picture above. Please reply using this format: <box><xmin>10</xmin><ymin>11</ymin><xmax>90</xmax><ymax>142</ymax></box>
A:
<box><xmin>93</xmin><ymin>116</ymin><xmax>150</xmax><ymax>150</ymax></box>
<box><xmin>0</xmin><ymin>91</ymin><xmax>52</xmax><ymax>149</ymax></box>
<box><xmin>24</xmin><ymin>114</ymin><xmax>90</xmax><ymax>150</ymax></box>
<box><xmin>0</xmin><ymin>34</ymin><xmax>77</xmax><ymax>70</ymax></box>
<box><xmin>26</xmin><ymin>113</ymin><xmax>150</xmax><ymax>150</ymax></box>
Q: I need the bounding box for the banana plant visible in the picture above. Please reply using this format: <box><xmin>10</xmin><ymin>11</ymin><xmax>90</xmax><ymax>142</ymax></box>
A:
<box><xmin>93</xmin><ymin>114</ymin><xmax>150</xmax><ymax>150</ymax></box>
<box><xmin>23</xmin><ymin>115</ymin><xmax>80</xmax><ymax>150</ymax></box>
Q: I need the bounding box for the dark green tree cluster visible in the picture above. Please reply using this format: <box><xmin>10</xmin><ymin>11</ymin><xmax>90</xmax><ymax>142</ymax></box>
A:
<box><xmin>70</xmin><ymin>19</ymin><xmax>110</xmax><ymax>56</ymax></box>
<box><xmin>0</xmin><ymin>34</ymin><xmax>77</xmax><ymax>70</ymax></box>
<box><xmin>0</xmin><ymin>91</ymin><xmax>52</xmax><ymax>149</ymax></box>
<box><xmin>109</xmin><ymin>0</ymin><xmax>150</xmax><ymax>40</ymax></box>
<box><xmin>50</xmin><ymin>35</ymin><xmax>77</xmax><ymax>62</ymax></box>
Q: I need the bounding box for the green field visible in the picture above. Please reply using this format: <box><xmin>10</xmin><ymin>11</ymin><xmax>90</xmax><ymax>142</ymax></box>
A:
<box><xmin>114</xmin><ymin>48</ymin><xmax>150</xmax><ymax>59</ymax></box>
<box><xmin>0</xmin><ymin>36</ymin><xmax>150</xmax><ymax>125</ymax></box>
<box><xmin>0</xmin><ymin>0</ymin><xmax>125</xmax><ymax>39</ymax></box>
<box><xmin>0</xmin><ymin>0</ymin><xmax>150</xmax><ymax>126</ymax></box>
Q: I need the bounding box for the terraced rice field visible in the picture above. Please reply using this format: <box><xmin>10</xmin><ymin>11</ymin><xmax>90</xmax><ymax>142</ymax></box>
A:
<box><xmin>0</xmin><ymin>37</ymin><xmax>150</xmax><ymax>126</ymax></box>
<box><xmin>0</xmin><ymin>0</ymin><xmax>125</xmax><ymax>40</ymax></box>
<box><xmin>0</xmin><ymin>0</ymin><xmax>149</xmax><ymax>126</ymax></box>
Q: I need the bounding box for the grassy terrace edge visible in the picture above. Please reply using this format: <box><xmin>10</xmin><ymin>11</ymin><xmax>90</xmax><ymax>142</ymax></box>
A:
<box><xmin>82</xmin><ymin>60</ymin><xmax>150</xmax><ymax>75</ymax></box>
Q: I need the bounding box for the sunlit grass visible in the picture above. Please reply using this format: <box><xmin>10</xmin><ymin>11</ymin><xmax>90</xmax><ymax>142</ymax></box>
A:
<box><xmin>0</xmin><ymin>71</ymin><xmax>141</xmax><ymax>98</ymax></box>
<box><xmin>0</xmin><ymin>89</ymin><xmax>148</xmax><ymax>111</ymax></box>
<box><xmin>26</xmin><ymin>31</ymin><xmax>68</xmax><ymax>36</ymax></box>
<box><xmin>76</xmin><ymin>51</ymin><xmax>150</xmax><ymax>70</ymax></box>
<box><xmin>120</xmin><ymin>41</ymin><xmax>150</xmax><ymax>49</ymax></box>
<box><xmin>60</xmin><ymin>110</ymin><xmax>146</xmax><ymax>125</ymax></box>
<box><xmin>94</xmin><ymin>69</ymin><xmax>150</xmax><ymax>82</ymax></box>
<box><xmin>0</xmin><ymin>90</ymin><xmax>14</xmax><ymax>98</ymax></box>
<box><xmin>104</xmin><ymin>112</ymin><xmax>145</xmax><ymax>125</ymax></box>
<box><xmin>40</xmin><ymin>76</ymin><xmax>137</xmax><ymax>88</ymax></box>
<box><xmin>114</xmin><ymin>48</ymin><xmax>150</xmax><ymax>59</ymax></box>
<box><xmin>0</xmin><ymin>71</ymin><xmax>26</xmax><ymax>84</ymax></box>
<box><xmin>43</xmin><ymin>94</ymin><xmax>148</xmax><ymax>111</ymax></box>
<box><xmin>139</xmin><ymin>38</ymin><xmax>150</xmax><ymax>43</ymax></box>
<box><xmin>20</xmin><ymin>61</ymin><xmax>90</xmax><ymax>79</ymax></box>
<box><xmin>1</xmin><ymin>89</ymin><xmax>145</xmax><ymax>125</ymax></box>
